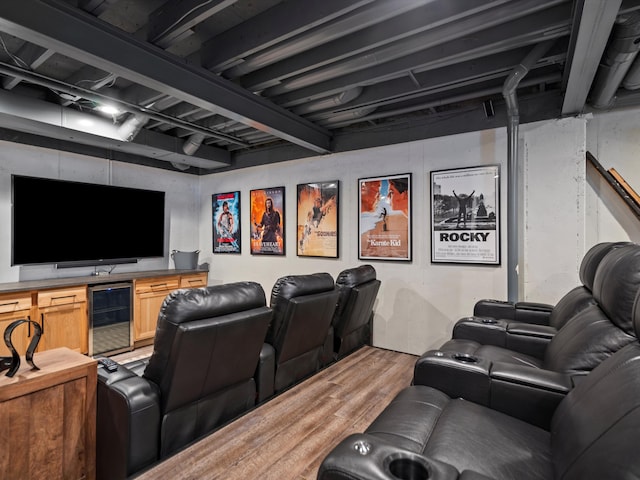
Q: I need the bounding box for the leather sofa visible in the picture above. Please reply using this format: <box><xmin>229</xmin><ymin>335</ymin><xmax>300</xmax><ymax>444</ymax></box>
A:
<box><xmin>96</xmin><ymin>282</ymin><xmax>272</xmax><ymax>480</ymax></box>
<box><xmin>412</xmin><ymin>242</ymin><xmax>640</xmax><ymax>428</ymax></box>
<box><xmin>261</xmin><ymin>272</ymin><xmax>339</xmax><ymax>396</ymax></box>
<box><xmin>317</xmin><ymin>286</ymin><xmax>640</xmax><ymax>480</ymax></box>
<box><xmin>330</xmin><ymin>264</ymin><xmax>381</xmax><ymax>361</ymax></box>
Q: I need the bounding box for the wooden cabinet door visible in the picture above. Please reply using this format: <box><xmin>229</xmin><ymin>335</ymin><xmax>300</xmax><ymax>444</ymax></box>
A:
<box><xmin>37</xmin><ymin>287</ymin><xmax>88</xmax><ymax>354</ymax></box>
<box><xmin>179</xmin><ymin>272</ymin><xmax>208</xmax><ymax>289</ymax></box>
<box><xmin>0</xmin><ymin>292</ymin><xmax>33</xmax><ymax>356</ymax></box>
<box><xmin>38</xmin><ymin>303</ymin><xmax>88</xmax><ymax>353</ymax></box>
<box><xmin>0</xmin><ymin>348</ymin><xmax>97</xmax><ymax>480</ymax></box>
<box><xmin>134</xmin><ymin>277</ymin><xmax>179</xmax><ymax>342</ymax></box>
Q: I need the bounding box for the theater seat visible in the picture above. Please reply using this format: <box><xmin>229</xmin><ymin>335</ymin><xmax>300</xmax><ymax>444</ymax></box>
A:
<box><xmin>468</xmin><ymin>241</ymin><xmax>630</xmax><ymax>329</ymax></box>
<box><xmin>330</xmin><ymin>265</ymin><xmax>381</xmax><ymax>360</ymax></box>
<box><xmin>412</xmin><ymin>243</ymin><xmax>640</xmax><ymax>428</ymax></box>
<box><xmin>318</xmin><ymin>285</ymin><xmax>640</xmax><ymax>480</ymax></box>
<box><xmin>96</xmin><ymin>282</ymin><xmax>272</xmax><ymax>480</ymax></box>
<box><xmin>265</xmin><ymin>272</ymin><xmax>339</xmax><ymax>394</ymax></box>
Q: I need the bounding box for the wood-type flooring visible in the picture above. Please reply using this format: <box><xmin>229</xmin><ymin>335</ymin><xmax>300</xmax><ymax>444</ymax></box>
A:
<box><xmin>124</xmin><ymin>345</ymin><xmax>417</xmax><ymax>479</ymax></box>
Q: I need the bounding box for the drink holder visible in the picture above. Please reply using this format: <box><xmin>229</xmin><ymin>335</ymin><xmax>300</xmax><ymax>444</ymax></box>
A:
<box><xmin>0</xmin><ymin>319</ymin><xmax>42</xmax><ymax>378</ymax></box>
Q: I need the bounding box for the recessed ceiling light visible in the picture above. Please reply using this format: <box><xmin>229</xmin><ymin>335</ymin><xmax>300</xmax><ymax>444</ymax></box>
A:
<box><xmin>96</xmin><ymin>104</ymin><xmax>121</xmax><ymax>115</ymax></box>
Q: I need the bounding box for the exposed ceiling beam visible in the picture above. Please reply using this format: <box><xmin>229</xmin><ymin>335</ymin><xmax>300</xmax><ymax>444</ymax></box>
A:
<box><xmin>271</xmin><ymin>3</ymin><xmax>571</xmax><ymax>107</ymax></box>
<box><xmin>240</xmin><ymin>0</ymin><xmax>517</xmax><ymax>91</ymax></box>
<box><xmin>201</xmin><ymin>0</ymin><xmax>376</xmax><ymax>72</ymax></box>
<box><xmin>148</xmin><ymin>0</ymin><xmax>238</xmax><ymax>48</ymax></box>
<box><xmin>561</xmin><ymin>0</ymin><xmax>622</xmax><ymax>114</ymax></box>
<box><xmin>1</xmin><ymin>42</ymin><xmax>53</xmax><ymax>90</ymax></box>
<box><xmin>0</xmin><ymin>0</ymin><xmax>332</xmax><ymax>153</ymax></box>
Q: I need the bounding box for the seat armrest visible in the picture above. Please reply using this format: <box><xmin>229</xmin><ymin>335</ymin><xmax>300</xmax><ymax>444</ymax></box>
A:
<box><xmin>413</xmin><ymin>350</ymin><xmax>491</xmax><ymax>405</ymax></box>
<box><xmin>317</xmin><ymin>433</ymin><xmax>460</xmax><ymax>480</ymax></box>
<box><xmin>473</xmin><ymin>299</ymin><xmax>516</xmax><ymax>320</ymax></box>
<box><xmin>97</xmin><ymin>364</ymin><xmax>161</xmax><ymax>480</ymax></box>
<box><xmin>452</xmin><ymin>316</ymin><xmax>508</xmax><ymax>346</ymax></box>
<box><xmin>488</xmin><ymin>362</ymin><xmax>572</xmax><ymax>430</ymax></box>
<box><xmin>256</xmin><ymin>343</ymin><xmax>275</xmax><ymax>403</ymax></box>
<box><xmin>505</xmin><ymin>323</ymin><xmax>556</xmax><ymax>359</ymax></box>
<box><xmin>513</xmin><ymin>301</ymin><xmax>553</xmax><ymax>325</ymax></box>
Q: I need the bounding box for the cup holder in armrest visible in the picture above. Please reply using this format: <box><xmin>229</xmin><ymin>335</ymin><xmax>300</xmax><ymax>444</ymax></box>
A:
<box><xmin>480</xmin><ymin>317</ymin><xmax>497</xmax><ymax>324</ymax></box>
<box><xmin>386</xmin><ymin>453</ymin><xmax>431</xmax><ymax>480</ymax></box>
<box><xmin>452</xmin><ymin>353</ymin><xmax>479</xmax><ymax>363</ymax></box>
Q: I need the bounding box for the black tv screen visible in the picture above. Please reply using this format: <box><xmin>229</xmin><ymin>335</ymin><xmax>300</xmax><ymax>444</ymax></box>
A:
<box><xmin>12</xmin><ymin>175</ymin><xmax>165</xmax><ymax>266</ymax></box>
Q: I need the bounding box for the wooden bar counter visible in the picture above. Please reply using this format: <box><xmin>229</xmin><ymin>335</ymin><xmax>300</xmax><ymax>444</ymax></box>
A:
<box><xmin>0</xmin><ymin>348</ymin><xmax>97</xmax><ymax>480</ymax></box>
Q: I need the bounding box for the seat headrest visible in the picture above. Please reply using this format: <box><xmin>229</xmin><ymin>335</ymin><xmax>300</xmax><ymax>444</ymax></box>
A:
<box><xmin>592</xmin><ymin>243</ymin><xmax>640</xmax><ymax>335</ymax></box>
<box><xmin>336</xmin><ymin>264</ymin><xmax>377</xmax><ymax>288</ymax></box>
<box><xmin>270</xmin><ymin>272</ymin><xmax>335</xmax><ymax>303</ymax></box>
<box><xmin>158</xmin><ymin>281</ymin><xmax>266</xmax><ymax>325</ymax></box>
<box><xmin>579</xmin><ymin>241</ymin><xmax>632</xmax><ymax>291</ymax></box>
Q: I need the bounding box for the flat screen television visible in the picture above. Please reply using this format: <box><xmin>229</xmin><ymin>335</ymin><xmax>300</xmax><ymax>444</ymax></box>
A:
<box><xmin>12</xmin><ymin>175</ymin><xmax>166</xmax><ymax>267</ymax></box>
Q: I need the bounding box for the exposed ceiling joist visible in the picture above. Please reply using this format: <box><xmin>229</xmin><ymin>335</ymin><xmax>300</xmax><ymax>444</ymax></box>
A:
<box><xmin>0</xmin><ymin>0</ymin><xmax>332</xmax><ymax>154</ymax></box>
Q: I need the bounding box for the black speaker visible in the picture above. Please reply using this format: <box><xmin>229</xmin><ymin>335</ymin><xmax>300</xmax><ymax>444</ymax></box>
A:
<box><xmin>483</xmin><ymin>100</ymin><xmax>495</xmax><ymax>118</ymax></box>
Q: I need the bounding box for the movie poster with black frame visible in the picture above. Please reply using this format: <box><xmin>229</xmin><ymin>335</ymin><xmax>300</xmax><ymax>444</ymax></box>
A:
<box><xmin>212</xmin><ymin>191</ymin><xmax>241</xmax><ymax>254</ymax></box>
<box><xmin>250</xmin><ymin>186</ymin><xmax>285</xmax><ymax>255</ymax></box>
<box><xmin>358</xmin><ymin>173</ymin><xmax>412</xmax><ymax>261</ymax></box>
<box><xmin>296</xmin><ymin>181</ymin><xmax>339</xmax><ymax>258</ymax></box>
<box><xmin>430</xmin><ymin>165</ymin><xmax>500</xmax><ymax>265</ymax></box>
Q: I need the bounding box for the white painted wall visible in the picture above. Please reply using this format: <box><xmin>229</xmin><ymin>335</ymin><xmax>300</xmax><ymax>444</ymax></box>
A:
<box><xmin>585</xmin><ymin>108</ymin><xmax>640</xmax><ymax>245</ymax></box>
<box><xmin>519</xmin><ymin>117</ymin><xmax>587</xmax><ymax>303</ymax></box>
<box><xmin>0</xmin><ymin>111</ymin><xmax>636</xmax><ymax>355</ymax></box>
<box><xmin>0</xmin><ymin>140</ymin><xmax>200</xmax><ymax>283</ymax></box>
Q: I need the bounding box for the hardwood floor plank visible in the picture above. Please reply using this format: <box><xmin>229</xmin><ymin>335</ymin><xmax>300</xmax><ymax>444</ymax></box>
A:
<box><xmin>133</xmin><ymin>346</ymin><xmax>417</xmax><ymax>480</ymax></box>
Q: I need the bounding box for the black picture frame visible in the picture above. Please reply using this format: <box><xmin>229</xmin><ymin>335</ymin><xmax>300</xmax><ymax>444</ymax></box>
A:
<box><xmin>430</xmin><ymin>165</ymin><xmax>501</xmax><ymax>265</ymax></box>
<box><xmin>250</xmin><ymin>186</ymin><xmax>285</xmax><ymax>255</ymax></box>
<box><xmin>212</xmin><ymin>191</ymin><xmax>241</xmax><ymax>254</ymax></box>
<box><xmin>358</xmin><ymin>173</ymin><xmax>412</xmax><ymax>261</ymax></box>
<box><xmin>296</xmin><ymin>180</ymin><xmax>339</xmax><ymax>258</ymax></box>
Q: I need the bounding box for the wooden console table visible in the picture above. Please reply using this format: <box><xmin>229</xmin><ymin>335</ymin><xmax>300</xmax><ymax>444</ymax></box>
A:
<box><xmin>0</xmin><ymin>348</ymin><xmax>97</xmax><ymax>480</ymax></box>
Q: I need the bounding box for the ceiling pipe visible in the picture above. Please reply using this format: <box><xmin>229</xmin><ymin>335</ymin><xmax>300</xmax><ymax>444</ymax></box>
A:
<box><xmin>502</xmin><ymin>39</ymin><xmax>556</xmax><ymax>303</ymax></box>
<box><xmin>322</xmin><ymin>73</ymin><xmax>561</xmax><ymax>129</ymax></box>
<box><xmin>622</xmin><ymin>55</ymin><xmax>640</xmax><ymax>89</ymax></box>
<box><xmin>292</xmin><ymin>87</ymin><xmax>363</xmax><ymax>115</ymax></box>
<box><xmin>0</xmin><ymin>60</ymin><xmax>249</xmax><ymax>147</ymax></box>
<box><xmin>117</xmin><ymin>112</ymin><xmax>149</xmax><ymax>141</ymax></box>
<box><xmin>590</xmin><ymin>12</ymin><xmax>640</xmax><ymax>108</ymax></box>
<box><xmin>182</xmin><ymin>132</ymin><xmax>205</xmax><ymax>155</ymax></box>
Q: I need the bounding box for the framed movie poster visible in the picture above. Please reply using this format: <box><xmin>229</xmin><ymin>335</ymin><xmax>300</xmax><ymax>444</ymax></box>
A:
<box><xmin>250</xmin><ymin>186</ymin><xmax>285</xmax><ymax>255</ymax></box>
<box><xmin>431</xmin><ymin>165</ymin><xmax>500</xmax><ymax>265</ymax></box>
<box><xmin>296</xmin><ymin>181</ymin><xmax>339</xmax><ymax>258</ymax></box>
<box><xmin>212</xmin><ymin>191</ymin><xmax>241</xmax><ymax>254</ymax></box>
<box><xmin>358</xmin><ymin>173</ymin><xmax>412</xmax><ymax>261</ymax></box>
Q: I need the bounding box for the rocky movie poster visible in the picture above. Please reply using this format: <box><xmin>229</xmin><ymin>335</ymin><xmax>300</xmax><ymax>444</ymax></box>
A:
<box><xmin>431</xmin><ymin>165</ymin><xmax>500</xmax><ymax>265</ymax></box>
<box><xmin>359</xmin><ymin>173</ymin><xmax>411</xmax><ymax>261</ymax></box>
<box><xmin>212</xmin><ymin>191</ymin><xmax>241</xmax><ymax>254</ymax></box>
<box><xmin>297</xmin><ymin>181</ymin><xmax>339</xmax><ymax>258</ymax></box>
<box><xmin>250</xmin><ymin>186</ymin><xmax>285</xmax><ymax>255</ymax></box>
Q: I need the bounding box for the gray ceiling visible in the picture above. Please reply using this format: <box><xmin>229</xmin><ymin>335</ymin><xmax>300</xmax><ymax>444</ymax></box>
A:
<box><xmin>0</xmin><ymin>0</ymin><xmax>639</xmax><ymax>174</ymax></box>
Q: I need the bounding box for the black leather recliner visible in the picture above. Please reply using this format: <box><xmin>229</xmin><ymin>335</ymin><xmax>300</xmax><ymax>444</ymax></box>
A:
<box><xmin>412</xmin><ymin>242</ymin><xmax>640</xmax><ymax>428</ymax></box>
<box><xmin>452</xmin><ymin>241</ymin><xmax>633</xmax><ymax>357</ymax></box>
<box><xmin>96</xmin><ymin>282</ymin><xmax>272</xmax><ymax>480</ymax></box>
<box><xmin>468</xmin><ymin>241</ymin><xmax>629</xmax><ymax>328</ymax></box>
<box><xmin>318</xmin><ymin>286</ymin><xmax>640</xmax><ymax>480</ymax></box>
<box><xmin>330</xmin><ymin>265</ymin><xmax>381</xmax><ymax>361</ymax></box>
<box><xmin>264</xmin><ymin>272</ymin><xmax>339</xmax><ymax>395</ymax></box>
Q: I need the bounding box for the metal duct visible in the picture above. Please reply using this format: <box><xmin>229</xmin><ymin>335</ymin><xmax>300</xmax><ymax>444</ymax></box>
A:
<box><xmin>182</xmin><ymin>133</ymin><xmax>205</xmax><ymax>155</ymax></box>
<box><xmin>117</xmin><ymin>113</ymin><xmax>149</xmax><ymax>141</ymax></box>
<box><xmin>622</xmin><ymin>55</ymin><xmax>640</xmax><ymax>90</ymax></box>
<box><xmin>502</xmin><ymin>39</ymin><xmax>555</xmax><ymax>303</ymax></box>
<box><xmin>590</xmin><ymin>12</ymin><xmax>640</xmax><ymax>108</ymax></box>
<box><xmin>292</xmin><ymin>87</ymin><xmax>363</xmax><ymax>115</ymax></box>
